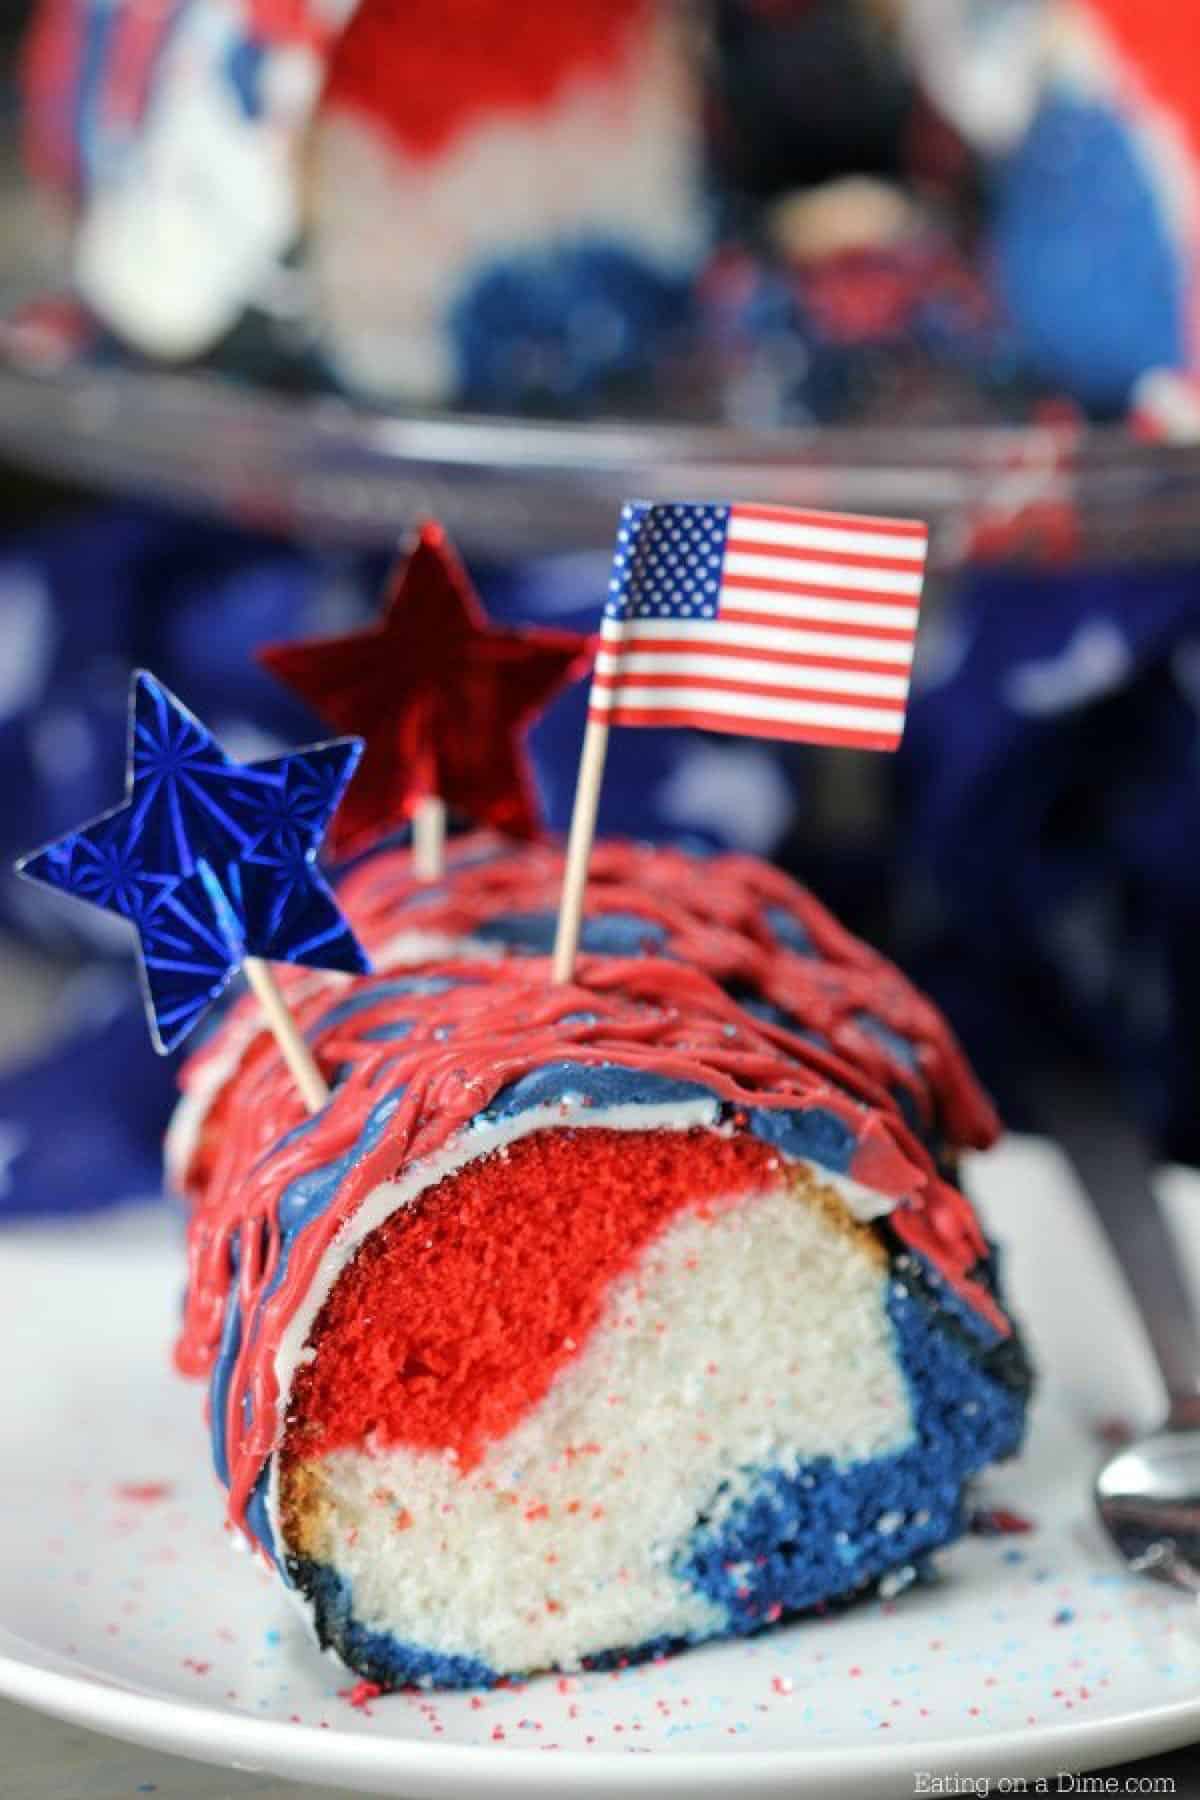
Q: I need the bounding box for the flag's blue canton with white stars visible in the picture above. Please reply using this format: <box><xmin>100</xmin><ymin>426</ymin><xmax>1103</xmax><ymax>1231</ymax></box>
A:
<box><xmin>605</xmin><ymin>503</ymin><xmax>731</xmax><ymax>624</ymax></box>
<box><xmin>15</xmin><ymin>671</ymin><xmax>370</xmax><ymax>1053</ymax></box>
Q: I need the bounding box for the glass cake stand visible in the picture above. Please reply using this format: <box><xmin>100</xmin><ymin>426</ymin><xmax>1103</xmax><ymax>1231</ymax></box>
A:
<box><xmin>4</xmin><ymin>351</ymin><xmax>1200</xmax><ymax>567</ymax></box>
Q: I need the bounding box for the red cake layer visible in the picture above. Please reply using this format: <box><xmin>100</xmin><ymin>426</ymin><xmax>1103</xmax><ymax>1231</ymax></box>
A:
<box><xmin>325</xmin><ymin>0</ymin><xmax>652</xmax><ymax>160</ymax></box>
<box><xmin>284</xmin><ymin>1127</ymin><xmax>782</xmax><ymax>1472</ymax></box>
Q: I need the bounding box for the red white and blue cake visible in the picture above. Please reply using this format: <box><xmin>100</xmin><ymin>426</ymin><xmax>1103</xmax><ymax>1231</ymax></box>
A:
<box><xmin>173</xmin><ymin>841</ymin><xmax>1030</xmax><ymax>1689</ymax></box>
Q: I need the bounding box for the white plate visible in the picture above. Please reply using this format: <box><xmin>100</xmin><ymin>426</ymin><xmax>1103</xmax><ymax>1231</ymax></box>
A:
<box><xmin>3</xmin><ymin>1138</ymin><xmax>1200</xmax><ymax>1798</ymax></box>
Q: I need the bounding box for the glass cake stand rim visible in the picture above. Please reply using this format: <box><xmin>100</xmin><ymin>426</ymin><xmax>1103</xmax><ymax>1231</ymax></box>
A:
<box><xmin>3</xmin><ymin>355</ymin><xmax>1199</xmax><ymax>566</ymax></box>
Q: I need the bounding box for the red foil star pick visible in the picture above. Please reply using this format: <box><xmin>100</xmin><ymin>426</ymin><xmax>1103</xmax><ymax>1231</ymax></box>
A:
<box><xmin>258</xmin><ymin>522</ymin><xmax>594</xmax><ymax>858</ymax></box>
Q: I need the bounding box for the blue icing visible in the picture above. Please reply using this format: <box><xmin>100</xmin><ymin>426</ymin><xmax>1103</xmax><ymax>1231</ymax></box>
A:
<box><xmin>737</xmin><ymin>994</ymin><xmax>792</xmax><ymax>1030</ymax></box>
<box><xmin>274</xmin><ymin>1089</ymin><xmax>407</xmax><ymax>1239</ymax></box>
<box><xmin>849</xmin><ymin>1015</ymin><xmax>924</xmax><ymax>1135</ymax></box>
<box><xmin>739</xmin><ymin>994</ymin><xmax>830</xmax><ymax>1053</ymax></box>
<box><xmin>265</xmin><ymin>1105</ymin><xmax>329</xmax><ymax>1161</ymax></box>
<box><xmin>246</xmin><ymin>1467</ymin><xmax>277</xmax><ymax>1567</ymax></box>
<box><xmin>475</xmin><ymin>910</ymin><xmax>667</xmax><ymax>957</ymax></box>
<box><xmin>746</xmin><ymin>1103</ymin><xmax>857</xmax><ymax>1174</ymax></box>
<box><xmin>311</xmin><ymin>977</ymin><xmax>456</xmax><ymax>1039</ymax></box>
<box><xmin>210</xmin><ymin>1258</ymin><xmax>277</xmax><ymax>1567</ymax></box>
<box><xmin>676</xmin><ymin>1276</ymin><xmax>1025</xmax><ymax>1627</ymax></box>
<box><xmin>764</xmin><ymin>905</ymin><xmax>814</xmax><ymax>955</ymax></box>
<box><xmin>209</xmin><ymin>1267</ymin><xmax>242</xmax><ymax>1487</ymax></box>
<box><xmin>853</xmin><ymin>1011</ymin><xmax>920</xmax><ymax>1073</ymax></box>
<box><xmin>741</xmin><ymin>997</ymin><xmax>925</xmax><ymax>1139</ymax></box>
<box><xmin>211</xmin><ymin>1083</ymin><xmax>414</xmax><ymax>1556</ymax></box>
<box><xmin>297</xmin><ymin>1562</ymin><xmax>496</xmax><ymax>1690</ymax></box>
<box><xmin>482</xmin><ymin>1061</ymin><xmax>717</xmax><ymax>1122</ymax></box>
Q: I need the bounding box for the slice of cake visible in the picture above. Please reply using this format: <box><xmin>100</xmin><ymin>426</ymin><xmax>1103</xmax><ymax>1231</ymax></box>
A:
<box><xmin>175</xmin><ymin>945</ymin><xmax>1030</xmax><ymax>1690</ymax></box>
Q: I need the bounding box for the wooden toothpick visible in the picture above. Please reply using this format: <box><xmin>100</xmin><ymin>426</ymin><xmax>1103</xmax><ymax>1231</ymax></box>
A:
<box><xmin>412</xmin><ymin>794</ymin><xmax>447</xmax><ymax>881</ymax></box>
<box><xmin>552</xmin><ymin>717</ymin><xmax>610</xmax><ymax>984</ymax></box>
<box><xmin>243</xmin><ymin>956</ymin><xmax>329</xmax><ymax>1112</ymax></box>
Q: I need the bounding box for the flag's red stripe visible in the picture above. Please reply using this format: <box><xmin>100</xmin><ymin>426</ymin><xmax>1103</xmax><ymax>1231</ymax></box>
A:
<box><xmin>598</xmin><ymin>637</ymin><xmax>912</xmax><ymax>674</ymax></box>
<box><xmin>725</xmin><ymin>538</ymin><xmax>926</xmax><ymax>573</ymax></box>
<box><xmin>591</xmin><ymin>670</ymin><xmax>906</xmax><ymax>709</ymax></box>
<box><xmin>720</xmin><ymin>573</ymin><xmax>921</xmax><ymax>606</ymax></box>
<box><xmin>730</xmin><ymin>504</ymin><xmax>928</xmax><ymax>539</ymax></box>
<box><xmin>718</xmin><ymin>606</ymin><xmax>917</xmax><ymax>642</ymax></box>
<box><xmin>588</xmin><ymin>702</ymin><xmax>902</xmax><ymax>750</ymax></box>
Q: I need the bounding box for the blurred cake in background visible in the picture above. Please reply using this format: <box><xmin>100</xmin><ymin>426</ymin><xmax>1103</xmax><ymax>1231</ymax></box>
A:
<box><xmin>15</xmin><ymin>0</ymin><xmax>1200</xmax><ymax>426</ymax></box>
<box><xmin>904</xmin><ymin>0</ymin><xmax>1200</xmax><ymax>424</ymax></box>
<box><xmin>20</xmin><ymin>0</ymin><xmax>342</xmax><ymax>361</ymax></box>
<box><xmin>19</xmin><ymin>0</ymin><xmax>705</xmax><ymax>409</ymax></box>
<box><xmin>311</xmin><ymin>0</ymin><xmax>703</xmax><ymax>407</ymax></box>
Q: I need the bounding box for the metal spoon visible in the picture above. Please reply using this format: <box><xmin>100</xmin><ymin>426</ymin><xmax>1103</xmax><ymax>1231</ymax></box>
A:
<box><xmin>1041</xmin><ymin>1071</ymin><xmax>1200</xmax><ymax>1594</ymax></box>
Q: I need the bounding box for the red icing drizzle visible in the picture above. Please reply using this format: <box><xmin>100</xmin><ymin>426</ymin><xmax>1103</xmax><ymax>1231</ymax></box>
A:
<box><xmin>179</xmin><ymin>837</ymin><xmax>996</xmax><ymax>1183</ymax></box>
<box><xmin>336</xmin><ymin>834</ymin><xmax>998</xmax><ymax>1149</ymax></box>
<box><xmin>176</xmin><ymin>952</ymin><xmax>1004</xmax><ymax>1541</ymax></box>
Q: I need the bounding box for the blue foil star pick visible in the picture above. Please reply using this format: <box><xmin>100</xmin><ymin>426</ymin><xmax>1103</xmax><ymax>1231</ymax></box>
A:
<box><xmin>15</xmin><ymin>671</ymin><xmax>371</xmax><ymax>1053</ymax></box>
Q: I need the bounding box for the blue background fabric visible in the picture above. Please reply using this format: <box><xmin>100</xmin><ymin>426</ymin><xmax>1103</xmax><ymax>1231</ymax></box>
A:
<box><xmin>1</xmin><ymin>502</ymin><xmax>1198</xmax><ymax>1217</ymax></box>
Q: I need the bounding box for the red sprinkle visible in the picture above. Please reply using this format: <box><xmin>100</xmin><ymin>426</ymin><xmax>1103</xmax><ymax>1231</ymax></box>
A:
<box><xmin>339</xmin><ymin>1680</ymin><xmax>384</xmax><ymax>1713</ymax></box>
<box><xmin>969</xmin><ymin>1506</ymin><xmax>1034</xmax><ymax>1537</ymax></box>
<box><xmin>114</xmin><ymin>1482</ymin><xmax>173</xmax><ymax>1504</ymax></box>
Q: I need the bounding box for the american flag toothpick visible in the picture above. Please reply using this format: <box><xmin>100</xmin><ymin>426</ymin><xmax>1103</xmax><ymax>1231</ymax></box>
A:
<box><xmin>552</xmin><ymin>500</ymin><xmax>929</xmax><ymax>982</ymax></box>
